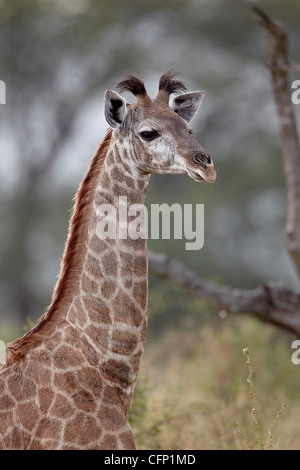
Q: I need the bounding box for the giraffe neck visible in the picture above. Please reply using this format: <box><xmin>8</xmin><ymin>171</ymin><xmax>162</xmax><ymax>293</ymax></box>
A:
<box><xmin>67</xmin><ymin>133</ymin><xmax>150</xmax><ymax>411</ymax></box>
<box><xmin>7</xmin><ymin>130</ymin><xmax>150</xmax><ymax>409</ymax></box>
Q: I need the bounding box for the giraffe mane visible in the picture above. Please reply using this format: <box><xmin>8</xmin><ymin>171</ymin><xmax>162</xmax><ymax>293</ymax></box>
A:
<box><xmin>5</xmin><ymin>128</ymin><xmax>113</xmax><ymax>365</ymax></box>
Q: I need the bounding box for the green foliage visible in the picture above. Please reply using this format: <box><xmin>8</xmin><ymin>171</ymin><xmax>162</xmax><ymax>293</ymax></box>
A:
<box><xmin>148</xmin><ymin>276</ymin><xmax>215</xmax><ymax>335</ymax></box>
<box><xmin>22</xmin><ymin>316</ymin><xmax>36</xmax><ymax>333</ymax></box>
<box><xmin>130</xmin><ymin>316</ymin><xmax>300</xmax><ymax>450</ymax></box>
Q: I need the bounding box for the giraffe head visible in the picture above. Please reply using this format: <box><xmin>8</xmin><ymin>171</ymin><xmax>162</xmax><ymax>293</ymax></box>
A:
<box><xmin>104</xmin><ymin>71</ymin><xmax>216</xmax><ymax>183</ymax></box>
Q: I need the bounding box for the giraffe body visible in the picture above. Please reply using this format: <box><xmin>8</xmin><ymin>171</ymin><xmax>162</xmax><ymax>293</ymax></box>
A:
<box><xmin>0</xmin><ymin>72</ymin><xmax>216</xmax><ymax>450</ymax></box>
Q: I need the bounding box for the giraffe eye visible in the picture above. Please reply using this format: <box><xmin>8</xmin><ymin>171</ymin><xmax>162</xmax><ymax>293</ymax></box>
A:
<box><xmin>140</xmin><ymin>130</ymin><xmax>159</xmax><ymax>141</ymax></box>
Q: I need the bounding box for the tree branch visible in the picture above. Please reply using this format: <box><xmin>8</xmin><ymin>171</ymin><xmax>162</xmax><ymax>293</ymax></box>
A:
<box><xmin>253</xmin><ymin>6</ymin><xmax>300</xmax><ymax>277</ymax></box>
<box><xmin>147</xmin><ymin>9</ymin><xmax>300</xmax><ymax>337</ymax></box>
<box><xmin>148</xmin><ymin>250</ymin><xmax>300</xmax><ymax>336</ymax></box>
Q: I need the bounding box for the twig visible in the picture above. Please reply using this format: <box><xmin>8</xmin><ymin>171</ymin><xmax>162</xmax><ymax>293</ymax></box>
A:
<box><xmin>243</xmin><ymin>348</ymin><xmax>264</xmax><ymax>450</ymax></box>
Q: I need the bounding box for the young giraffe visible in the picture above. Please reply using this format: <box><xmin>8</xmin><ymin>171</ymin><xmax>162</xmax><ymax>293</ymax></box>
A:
<box><xmin>0</xmin><ymin>71</ymin><xmax>216</xmax><ymax>450</ymax></box>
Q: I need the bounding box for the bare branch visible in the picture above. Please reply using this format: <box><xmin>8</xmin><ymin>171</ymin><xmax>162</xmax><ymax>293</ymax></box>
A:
<box><xmin>253</xmin><ymin>5</ymin><xmax>300</xmax><ymax>277</ymax></box>
<box><xmin>148</xmin><ymin>250</ymin><xmax>300</xmax><ymax>336</ymax></box>
<box><xmin>147</xmin><ymin>10</ymin><xmax>300</xmax><ymax>337</ymax></box>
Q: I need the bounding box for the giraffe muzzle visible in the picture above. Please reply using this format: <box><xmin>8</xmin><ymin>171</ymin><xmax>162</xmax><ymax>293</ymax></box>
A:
<box><xmin>187</xmin><ymin>151</ymin><xmax>216</xmax><ymax>183</ymax></box>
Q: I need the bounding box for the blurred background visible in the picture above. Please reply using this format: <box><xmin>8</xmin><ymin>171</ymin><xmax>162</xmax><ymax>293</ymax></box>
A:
<box><xmin>1</xmin><ymin>0</ymin><xmax>300</xmax><ymax>449</ymax></box>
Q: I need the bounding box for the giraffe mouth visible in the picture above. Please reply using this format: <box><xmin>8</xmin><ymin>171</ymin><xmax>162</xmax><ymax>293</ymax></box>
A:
<box><xmin>187</xmin><ymin>169</ymin><xmax>204</xmax><ymax>182</ymax></box>
<box><xmin>188</xmin><ymin>168</ymin><xmax>216</xmax><ymax>183</ymax></box>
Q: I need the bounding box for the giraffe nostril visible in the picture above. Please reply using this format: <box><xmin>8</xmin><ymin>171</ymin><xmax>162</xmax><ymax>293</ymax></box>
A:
<box><xmin>193</xmin><ymin>154</ymin><xmax>202</xmax><ymax>164</ymax></box>
<box><xmin>193</xmin><ymin>153</ymin><xmax>211</xmax><ymax>165</ymax></box>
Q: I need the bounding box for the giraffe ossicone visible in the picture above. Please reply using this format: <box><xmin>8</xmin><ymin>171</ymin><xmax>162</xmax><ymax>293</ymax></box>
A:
<box><xmin>0</xmin><ymin>71</ymin><xmax>216</xmax><ymax>450</ymax></box>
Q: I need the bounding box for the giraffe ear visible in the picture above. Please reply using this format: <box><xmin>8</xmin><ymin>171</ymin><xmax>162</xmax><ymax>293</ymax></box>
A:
<box><xmin>170</xmin><ymin>91</ymin><xmax>205</xmax><ymax>123</ymax></box>
<box><xmin>104</xmin><ymin>90</ymin><xmax>128</xmax><ymax>129</ymax></box>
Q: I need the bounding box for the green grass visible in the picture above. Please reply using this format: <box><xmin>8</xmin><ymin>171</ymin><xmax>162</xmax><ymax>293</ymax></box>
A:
<box><xmin>130</xmin><ymin>315</ymin><xmax>300</xmax><ymax>450</ymax></box>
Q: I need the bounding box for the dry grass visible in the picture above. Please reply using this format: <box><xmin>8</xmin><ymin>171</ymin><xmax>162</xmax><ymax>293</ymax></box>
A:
<box><xmin>131</xmin><ymin>316</ymin><xmax>300</xmax><ymax>450</ymax></box>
